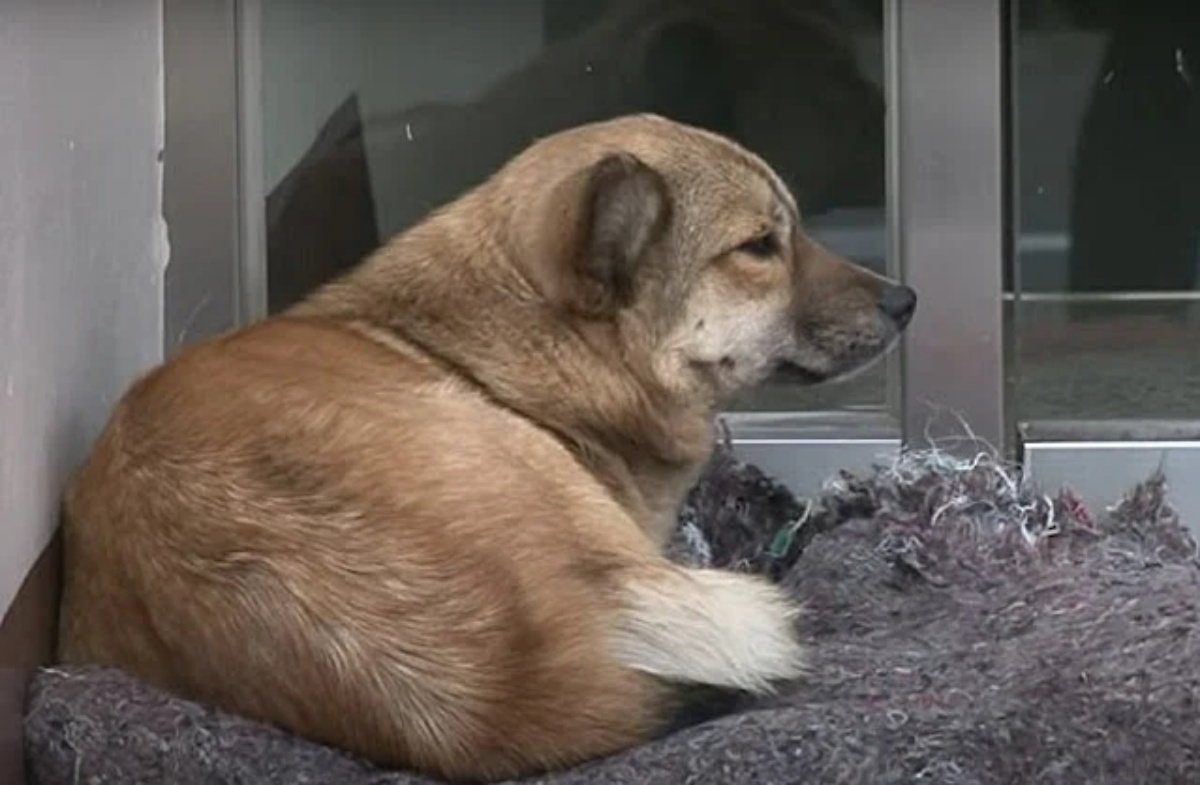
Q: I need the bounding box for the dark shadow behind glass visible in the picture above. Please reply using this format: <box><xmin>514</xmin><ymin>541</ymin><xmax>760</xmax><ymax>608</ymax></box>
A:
<box><xmin>264</xmin><ymin>0</ymin><xmax>886</xmax><ymax>314</ymax></box>
<box><xmin>1011</xmin><ymin>0</ymin><xmax>1200</xmax><ymax>421</ymax></box>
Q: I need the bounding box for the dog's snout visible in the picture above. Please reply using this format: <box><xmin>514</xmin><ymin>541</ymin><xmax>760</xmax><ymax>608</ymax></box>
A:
<box><xmin>878</xmin><ymin>284</ymin><xmax>917</xmax><ymax>328</ymax></box>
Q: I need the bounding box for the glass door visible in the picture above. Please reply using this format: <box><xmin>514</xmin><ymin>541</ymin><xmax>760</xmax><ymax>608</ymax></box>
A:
<box><xmin>245</xmin><ymin>0</ymin><xmax>903</xmax><ymax>493</ymax></box>
<box><xmin>1009</xmin><ymin>0</ymin><xmax>1200</xmax><ymax>523</ymax></box>
<box><xmin>167</xmin><ymin>0</ymin><xmax>1200</xmax><ymax>519</ymax></box>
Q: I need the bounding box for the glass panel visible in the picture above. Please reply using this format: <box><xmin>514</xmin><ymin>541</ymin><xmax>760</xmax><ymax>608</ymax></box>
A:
<box><xmin>258</xmin><ymin>0</ymin><xmax>889</xmax><ymax>416</ymax></box>
<box><xmin>1010</xmin><ymin>1</ymin><xmax>1200</xmax><ymax>422</ymax></box>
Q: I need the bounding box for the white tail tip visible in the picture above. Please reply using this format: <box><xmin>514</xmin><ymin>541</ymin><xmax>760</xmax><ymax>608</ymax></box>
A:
<box><xmin>610</xmin><ymin>567</ymin><xmax>805</xmax><ymax>694</ymax></box>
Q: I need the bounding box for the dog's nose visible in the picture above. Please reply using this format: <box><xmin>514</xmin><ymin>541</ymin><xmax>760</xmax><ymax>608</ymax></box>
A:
<box><xmin>878</xmin><ymin>284</ymin><xmax>917</xmax><ymax>327</ymax></box>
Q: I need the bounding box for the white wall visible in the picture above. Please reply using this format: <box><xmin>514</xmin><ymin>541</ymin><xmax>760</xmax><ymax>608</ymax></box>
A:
<box><xmin>0</xmin><ymin>0</ymin><xmax>167</xmax><ymax>615</ymax></box>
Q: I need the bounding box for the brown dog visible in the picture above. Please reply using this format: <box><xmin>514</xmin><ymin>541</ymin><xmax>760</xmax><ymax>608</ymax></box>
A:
<box><xmin>57</xmin><ymin>115</ymin><xmax>915</xmax><ymax>782</ymax></box>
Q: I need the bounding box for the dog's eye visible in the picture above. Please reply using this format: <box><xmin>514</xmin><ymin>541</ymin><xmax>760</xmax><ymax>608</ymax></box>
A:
<box><xmin>737</xmin><ymin>234</ymin><xmax>779</xmax><ymax>259</ymax></box>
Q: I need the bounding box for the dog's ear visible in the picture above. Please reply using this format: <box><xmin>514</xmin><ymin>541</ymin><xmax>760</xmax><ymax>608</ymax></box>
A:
<box><xmin>573</xmin><ymin>152</ymin><xmax>670</xmax><ymax>314</ymax></box>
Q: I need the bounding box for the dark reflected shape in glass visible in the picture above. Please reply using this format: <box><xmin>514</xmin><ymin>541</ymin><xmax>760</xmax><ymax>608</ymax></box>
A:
<box><xmin>1011</xmin><ymin>0</ymin><xmax>1200</xmax><ymax>421</ymax></box>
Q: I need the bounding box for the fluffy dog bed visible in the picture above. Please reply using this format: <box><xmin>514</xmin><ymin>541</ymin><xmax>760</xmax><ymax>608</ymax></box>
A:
<box><xmin>24</xmin><ymin>434</ymin><xmax>1200</xmax><ymax>784</ymax></box>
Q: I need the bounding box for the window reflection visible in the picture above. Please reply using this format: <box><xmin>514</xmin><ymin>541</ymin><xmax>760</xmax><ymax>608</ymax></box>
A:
<box><xmin>261</xmin><ymin>0</ymin><xmax>888</xmax><ymax>414</ymax></box>
<box><xmin>1012</xmin><ymin>0</ymin><xmax>1200</xmax><ymax>421</ymax></box>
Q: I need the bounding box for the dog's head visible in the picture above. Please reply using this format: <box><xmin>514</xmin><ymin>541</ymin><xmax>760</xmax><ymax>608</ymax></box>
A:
<box><xmin>499</xmin><ymin>114</ymin><xmax>915</xmax><ymax>405</ymax></box>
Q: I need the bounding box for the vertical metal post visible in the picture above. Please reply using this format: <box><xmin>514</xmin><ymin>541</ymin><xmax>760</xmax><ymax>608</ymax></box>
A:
<box><xmin>236</xmin><ymin>0</ymin><xmax>268</xmax><ymax>324</ymax></box>
<box><xmin>162</xmin><ymin>0</ymin><xmax>240</xmax><ymax>352</ymax></box>
<box><xmin>889</xmin><ymin>0</ymin><xmax>1008</xmax><ymax>454</ymax></box>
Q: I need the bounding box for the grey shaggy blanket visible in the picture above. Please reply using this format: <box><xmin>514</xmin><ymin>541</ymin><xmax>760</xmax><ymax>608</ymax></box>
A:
<box><xmin>24</xmin><ymin>437</ymin><xmax>1200</xmax><ymax>785</ymax></box>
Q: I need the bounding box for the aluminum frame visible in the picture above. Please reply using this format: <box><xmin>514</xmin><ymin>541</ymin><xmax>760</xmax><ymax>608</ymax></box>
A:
<box><xmin>236</xmin><ymin>0</ymin><xmax>269</xmax><ymax>324</ymax></box>
<box><xmin>162</xmin><ymin>0</ymin><xmax>242</xmax><ymax>352</ymax></box>
<box><xmin>1023</xmin><ymin>441</ymin><xmax>1200</xmax><ymax>537</ymax></box>
<box><xmin>891</xmin><ymin>0</ymin><xmax>1008</xmax><ymax>456</ymax></box>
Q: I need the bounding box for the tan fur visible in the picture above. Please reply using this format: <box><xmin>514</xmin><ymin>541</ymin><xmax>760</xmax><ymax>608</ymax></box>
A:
<box><xmin>58</xmin><ymin>115</ymin><xmax>914</xmax><ymax>782</ymax></box>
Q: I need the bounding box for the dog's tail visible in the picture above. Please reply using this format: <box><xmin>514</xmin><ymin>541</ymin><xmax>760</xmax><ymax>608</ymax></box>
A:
<box><xmin>610</xmin><ymin>566</ymin><xmax>805</xmax><ymax>694</ymax></box>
